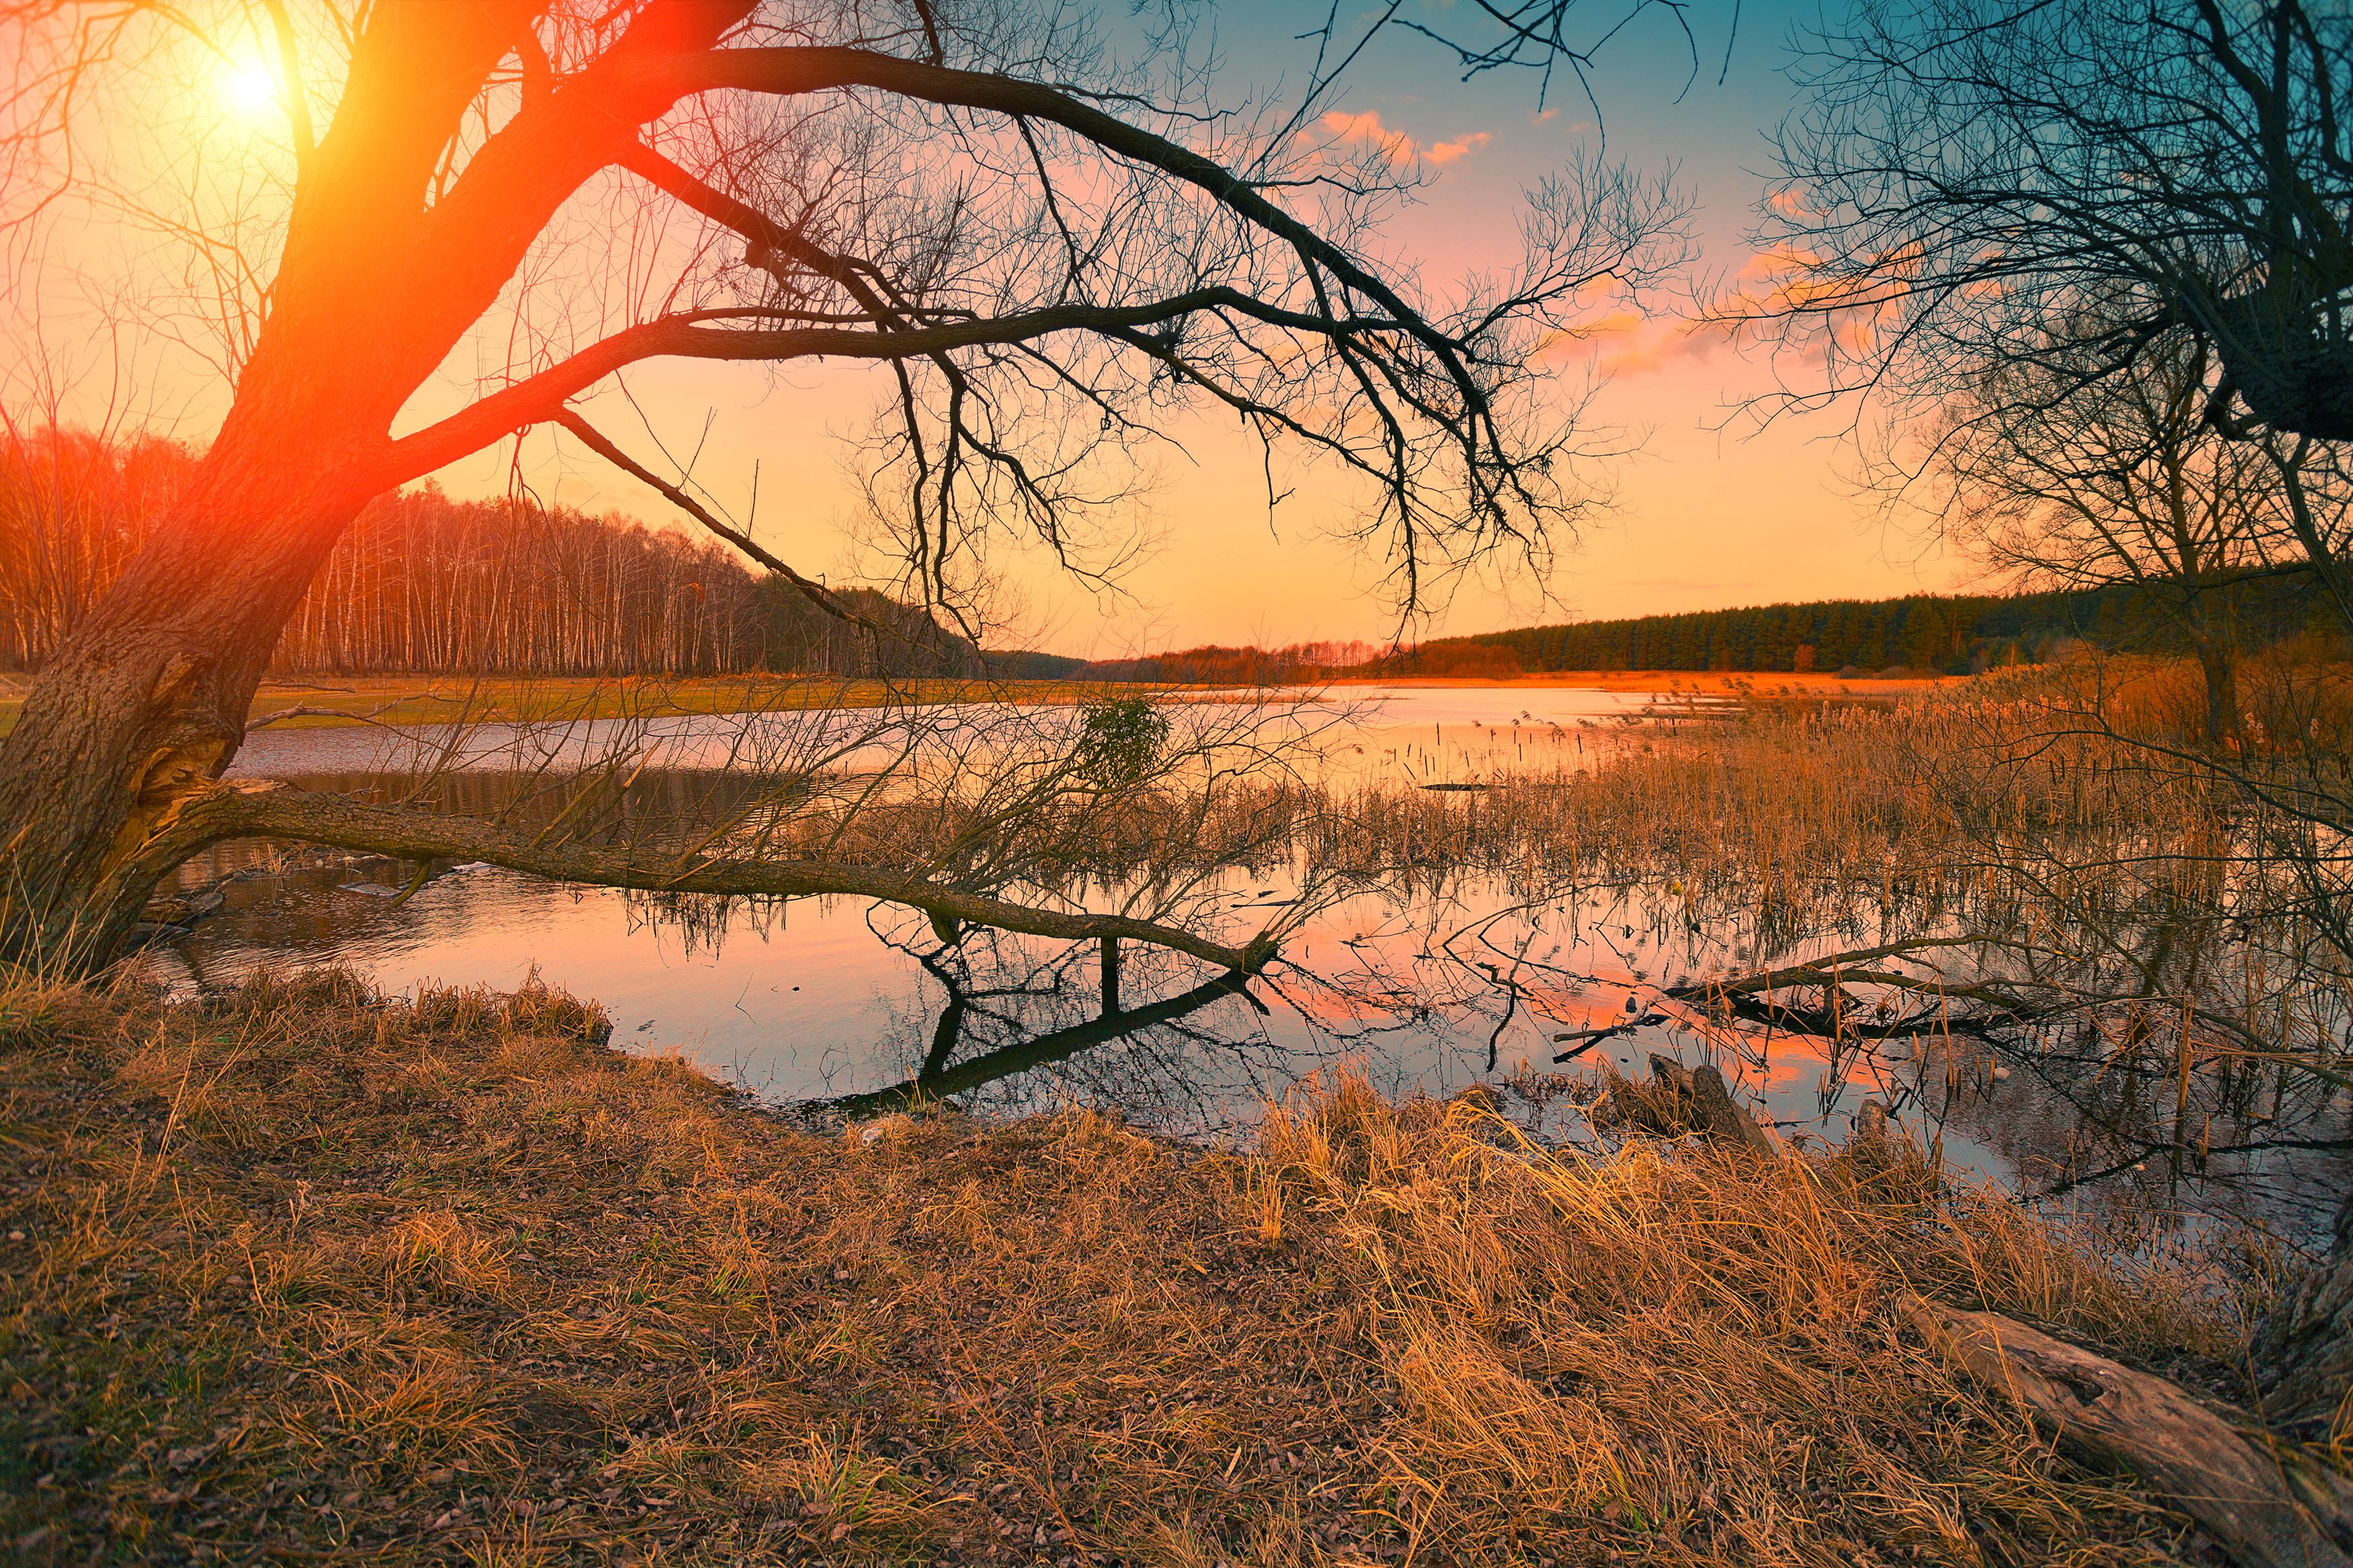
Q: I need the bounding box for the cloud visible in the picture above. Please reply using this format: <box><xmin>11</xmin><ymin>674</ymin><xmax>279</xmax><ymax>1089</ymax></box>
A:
<box><xmin>1651</xmin><ymin>243</ymin><xmax>1912</xmax><ymax>372</ymax></box>
<box><xmin>1319</xmin><ymin>109</ymin><xmax>1416</xmax><ymax>164</ymax></box>
<box><xmin>1526</xmin><ymin>243</ymin><xmax>1905</xmax><ymax>380</ymax></box>
<box><xmin>1318</xmin><ymin>110</ymin><xmax>1494</xmax><ymax>171</ymax></box>
<box><xmin>1524</xmin><ymin>304</ymin><xmax>1740</xmax><ymax>380</ymax></box>
<box><xmin>1715</xmin><ymin>245</ymin><xmax>1888</xmax><ymax>323</ymax></box>
<box><xmin>1427</xmin><ymin>130</ymin><xmax>1493</xmax><ymax>165</ymax></box>
<box><xmin>1595</xmin><ymin>315</ymin><xmax>1748</xmax><ymax>378</ymax></box>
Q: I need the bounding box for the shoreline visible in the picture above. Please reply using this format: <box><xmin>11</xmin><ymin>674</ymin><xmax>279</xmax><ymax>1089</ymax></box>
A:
<box><xmin>1324</xmin><ymin>669</ymin><xmax>1958</xmax><ymax>696</ymax></box>
<box><xmin>0</xmin><ymin>667</ymin><xmax>1959</xmax><ymax>735</ymax></box>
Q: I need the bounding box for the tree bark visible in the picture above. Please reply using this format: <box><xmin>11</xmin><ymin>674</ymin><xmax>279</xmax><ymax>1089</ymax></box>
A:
<box><xmin>0</xmin><ymin>448</ymin><xmax>378</xmax><ymax>967</ymax></box>
<box><xmin>2195</xmin><ymin>636</ymin><xmax>2241</xmax><ymax>749</ymax></box>
<box><xmin>1903</xmin><ymin>1294</ymin><xmax>2353</xmax><ymax>1568</ymax></box>
<box><xmin>2254</xmin><ymin>1194</ymin><xmax>2353</xmax><ymax>1448</ymax></box>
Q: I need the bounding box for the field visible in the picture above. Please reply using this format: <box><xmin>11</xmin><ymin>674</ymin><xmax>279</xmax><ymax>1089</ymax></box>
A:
<box><xmin>1</xmin><ymin>967</ymin><xmax>2231</xmax><ymax>1567</ymax></box>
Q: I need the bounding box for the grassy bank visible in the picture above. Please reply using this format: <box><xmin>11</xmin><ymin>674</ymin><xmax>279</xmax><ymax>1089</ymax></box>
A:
<box><xmin>1324</xmin><ymin>670</ymin><xmax>1953</xmax><ymax>696</ymax></box>
<box><xmin>1</xmin><ymin>968</ymin><xmax>2263</xmax><ymax>1566</ymax></box>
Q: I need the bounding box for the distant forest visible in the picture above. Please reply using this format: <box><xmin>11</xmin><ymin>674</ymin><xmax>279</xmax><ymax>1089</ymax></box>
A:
<box><xmin>998</xmin><ymin>581</ymin><xmax>2341</xmax><ymax>683</ymax></box>
<box><xmin>986</xmin><ymin>643</ymin><xmax>1384</xmax><ymax>684</ymax></box>
<box><xmin>1390</xmin><ymin>579</ymin><xmax>2343</xmax><ymax>678</ymax></box>
<box><xmin>9</xmin><ymin>429</ymin><xmax>2337</xmax><ymax>684</ymax></box>
<box><xmin>0</xmin><ymin>429</ymin><xmax>967</xmax><ymax>677</ymax></box>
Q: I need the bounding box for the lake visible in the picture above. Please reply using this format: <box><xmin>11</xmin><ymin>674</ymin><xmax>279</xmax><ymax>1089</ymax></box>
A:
<box><xmin>150</xmin><ymin>682</ymin><xmax>2348</xmax><ymax>1247</ymax></box>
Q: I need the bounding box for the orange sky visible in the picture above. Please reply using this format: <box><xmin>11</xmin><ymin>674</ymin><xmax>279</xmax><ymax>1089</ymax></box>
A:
<box><xmin>415</xmin><ymin>3</ymin><xmax>1967</xmax><ymax>654</ymax></box>
<box><xmin>7</xmin><ymin>1</ymin><xmax>1967</xmax><ymax>657</ymax></box>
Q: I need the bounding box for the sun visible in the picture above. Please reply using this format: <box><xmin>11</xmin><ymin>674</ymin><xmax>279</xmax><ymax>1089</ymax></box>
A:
<box><xmin>216</xmin><ymin>57</ymin><xmax>280</xmax><ymax>123</ymax></box>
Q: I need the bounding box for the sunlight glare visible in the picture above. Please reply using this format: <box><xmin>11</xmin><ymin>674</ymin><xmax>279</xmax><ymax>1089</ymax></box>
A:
<box><xmin>217</xmin><ymin>58</ymin><xmax>279</xmax><ymax>124</ymax></box>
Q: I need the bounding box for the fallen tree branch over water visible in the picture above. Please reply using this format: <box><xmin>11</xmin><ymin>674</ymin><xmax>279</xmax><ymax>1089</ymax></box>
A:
<box><xmin>1665</xmin><ymin>935</ymin><xmax>2055</xmax><ymax>1038</ymax></box>
<box><xmin>175</xmin><ymin>782</ymin><xmax>1277</xmax><ymax>974</ymax></box>
<box><xmin>1667</xmin><ymin>938</ymin><xmax>2353</xmax><ymax>1092</ymax></box>
<box><xmin>1901</xmin><ymin>1294</ymin><xmax>2353</xmax><ymax>1568</ymax></box>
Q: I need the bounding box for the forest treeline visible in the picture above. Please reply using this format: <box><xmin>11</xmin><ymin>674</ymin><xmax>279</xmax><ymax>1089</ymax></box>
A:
<box><xmin>0</xmin><ymin>429</ymin><xmax>970</xmax><ymax>677</ymax></box>
<box><xmin>998</xmin><ymin>580</ymin><xmax>2340</xmax><ymax>684</ymax></box>
<box><xmin>1394</xmin><ymin>579</ymin><xmax>2343</xmax><ymax>678</ymax></box>
<box><xmin>10</xmin><ymin>427</ymin><xmax>2336</xmax><ymax>685</ymax></box>
<box><xmin>987</xmin><ymin>642</ymin><xmax>1384</xmax><ymax>684</ymax></box>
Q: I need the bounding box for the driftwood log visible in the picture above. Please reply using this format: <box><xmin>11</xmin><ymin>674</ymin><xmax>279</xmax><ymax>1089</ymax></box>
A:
<box><xmin>1688</xmin><ymin>1063</ymin><xmax>1780</xmax><ymax>1157</ymax></box>
<box><xmin>2254</xmin><ymin>1193</ymin><xmax>2353</xmax><ymax>1444</ymax></box>
<box><xmin>1902</xmin><ymin>1294</ymin><xmax>2353</xmax><ymax>1568</ymax></box>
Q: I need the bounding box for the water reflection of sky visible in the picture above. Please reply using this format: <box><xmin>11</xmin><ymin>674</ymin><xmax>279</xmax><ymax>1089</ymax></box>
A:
<box><xmin>161</xmin><ymin>858</ymin><xmax>1939</xmax><ymax>1139</ymax></box>
<box><xmin>225</xmin><ymin>684</ymin><xmax>1686</xmax><ymax>785</ymax></box>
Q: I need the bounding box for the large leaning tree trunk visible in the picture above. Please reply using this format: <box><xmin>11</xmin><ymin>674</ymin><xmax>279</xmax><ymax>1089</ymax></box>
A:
<box><xmin>0</xmin><ymin>0</ymin><xmax>713</xmax><ymax>966</ymax></box>
<box><xmin>0</xmin><ymin>0</ymin><xmax>1673</xmax><ymax>971</ymax></box>
<box><xmin>0</xmin><ymin>1</ymin><xmax>557</xmax><ymax>966</ymax></box>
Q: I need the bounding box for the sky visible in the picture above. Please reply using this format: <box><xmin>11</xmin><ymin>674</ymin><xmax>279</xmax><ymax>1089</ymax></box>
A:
<box><xmin>1099</xmin><ymin>0</ymin><xmax>1970</xmax><ymax>648</ymax></box>
<box><xmin>13</xmin><ymin>0</ymin><xmax>1970</xmax><ymax>657</ymax></box>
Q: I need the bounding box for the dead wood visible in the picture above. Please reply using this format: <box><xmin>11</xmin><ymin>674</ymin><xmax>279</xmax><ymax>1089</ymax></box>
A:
<box><xmin>1688</xmin><ymin>1064</ymin><xmax>1780</xmax><ymax>1157</ymax></box>
<box><xmin>1591</xmin><ymin>1056</ymin><xmax>1778</xmax><ymax>1156</ymax></box>
<box><xmin>2253</xmin><ymin>1193</ymin><xmax>2353</xmax><ymax>1445</ymax></box>
<box><xmin>181</xmin><ymin>780</ymin><xmax>1275</xmax><ymax>973</ymax></box>
<box><xmin>1901</xmin><ymin>1294</ymin><xmax>2353</xmax><ymax>1568</ymax></box>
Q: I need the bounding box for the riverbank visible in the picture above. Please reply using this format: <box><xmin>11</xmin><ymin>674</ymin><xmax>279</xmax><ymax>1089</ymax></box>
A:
<box><xmin>2</xmin><ymin>968</ymin><xmax>2274</xmax><ymax>1566</ymax></box>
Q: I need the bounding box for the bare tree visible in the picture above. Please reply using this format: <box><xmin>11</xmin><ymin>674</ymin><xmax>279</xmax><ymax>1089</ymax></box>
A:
<box><xmin>1760</xmin><ymin>0</ymin><xmax>2353</xmax><ymax>444</ymax></box>
<box><xmin>0</xmin><ymin>0</ymin><xmax>1690</xmax><ymax>968</ymax></box>
<box><xmin>1931</xmin><ymin>333</ymin><xmax>2286</xmax><ymax>746</ymax></box>
<box><xmin>1757</xmin><ymin>1</ymin><xmax>2353</xmax><ymax>1435</ymax></box>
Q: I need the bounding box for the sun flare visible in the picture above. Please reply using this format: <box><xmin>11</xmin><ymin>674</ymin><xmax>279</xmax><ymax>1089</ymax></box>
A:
<box><xmin>216</xmin><ymin>58</ymin><xmax>279</xmax><ymax>123</ymax></box>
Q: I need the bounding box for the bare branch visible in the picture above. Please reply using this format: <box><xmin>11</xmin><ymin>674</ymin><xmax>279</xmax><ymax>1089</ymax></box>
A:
<box><xmin>192</xmin><ymin>779</ymin><xmax>1279</xmax><ymax>974</ymax></box>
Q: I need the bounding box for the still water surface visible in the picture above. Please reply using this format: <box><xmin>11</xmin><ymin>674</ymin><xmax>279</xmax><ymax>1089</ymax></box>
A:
<box><xmin>155</xmin><ymin>684</ymin><xmax>2344</xmax><ymax>1244</ymax></box>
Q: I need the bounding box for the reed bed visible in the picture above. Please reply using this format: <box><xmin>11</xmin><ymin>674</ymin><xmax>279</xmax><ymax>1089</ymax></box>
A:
<box><xmin>2</xmin><ymin>964</ymin><xmax>2245</xmax><ymax>1565</ymax></box>
<box><xmin>284</xmin><ymin>657</ymin><xmax>2295</xmax><ymax>949</ymax></box>
<box><xmin>684</xmin><ymin>660</ymin><xmax>2245</xmax><ymax>897</ymax></box>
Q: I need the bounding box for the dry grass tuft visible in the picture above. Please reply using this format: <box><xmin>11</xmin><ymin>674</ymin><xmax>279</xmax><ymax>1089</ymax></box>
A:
<box><xmin>1</xmin><ymin>967</ymin><xmax>2243</xmax><ymax>1565</ymax></box>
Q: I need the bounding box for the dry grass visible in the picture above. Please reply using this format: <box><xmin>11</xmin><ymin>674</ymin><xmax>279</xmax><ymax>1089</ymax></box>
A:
<box><xmin>1</xmin><ymin>966</ymin><xmax>2247</xmax><ymax>1565</ymax></box>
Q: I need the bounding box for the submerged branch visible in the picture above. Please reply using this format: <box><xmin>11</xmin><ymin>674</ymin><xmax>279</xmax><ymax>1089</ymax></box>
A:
<box><xmin>184</xmin><ymin>782</ymin><xmax>1276</xmax><ymax>974</ymax></box>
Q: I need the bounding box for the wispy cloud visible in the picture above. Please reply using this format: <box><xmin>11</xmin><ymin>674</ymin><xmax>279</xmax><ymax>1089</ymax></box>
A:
<box><xmin>1427</xmin><ymin>130</ymin><xmax>1493</xmax><ymax>165</ymax></box>
<box><xmin>1318</xmin><ymin>110</ymin><xmax>1494</xmax><ymax>171</ymax></box>
<box><xmin>1527</xmin><ymin>278</ymin><xmax>1747</xmax><ymax>379</ymax></box>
